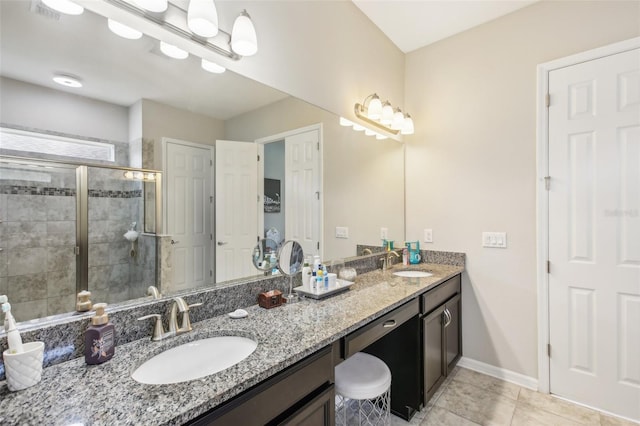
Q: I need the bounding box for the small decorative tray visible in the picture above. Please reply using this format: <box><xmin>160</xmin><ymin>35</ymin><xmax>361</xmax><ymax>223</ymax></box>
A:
<box><xmin>294</xmin><ymin>279</ymin><xmax>355</xmax><ymax>300</ymax></box>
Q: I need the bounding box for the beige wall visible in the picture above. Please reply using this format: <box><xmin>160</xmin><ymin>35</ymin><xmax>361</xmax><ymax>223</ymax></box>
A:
<box><xmin>141</xmin><ymin>99</ymin><xmax>225</xmax><ymax>168</ymax></box>
<box><xmin>225</xmin><ymin>97</ymin><xmax>405</xmax><ymax>260</ymax></box>
<box><xmin>404</xmin><ymin>0</ymin><xmax>640</xmax><ymax>378</ymax></box>
<box><xmin>222</xmin><ymin>1</ymin><xmax>405</xmax><ymax>124</ymax></box>
<box><xmin>0</xmin><ymin>76</ymin><xmax>129</xmax><ymax>142</ymax></box>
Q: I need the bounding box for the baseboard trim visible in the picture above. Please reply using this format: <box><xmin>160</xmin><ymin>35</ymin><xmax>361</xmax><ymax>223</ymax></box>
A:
<box><xmin>457</xmin><ymin>357</ymin><xmax>538</xmax><ymax>390</ymax></box>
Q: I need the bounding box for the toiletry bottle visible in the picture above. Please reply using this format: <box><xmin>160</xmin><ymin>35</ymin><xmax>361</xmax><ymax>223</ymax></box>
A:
<box><xmin>323</xmin><ymin>264</ymin><xmax>329</xmax><ymax>290</ymax></box>
<box><xmin>84</xmin><ymin>303</ymin><xmax>115</xmax><ymax>365</ymax></box>
<box><xmin>316</xmin><ymin>266</ymin><xmax>323</xmax><ymax>290</ymax></box>
<box><xmin>403</xmin><ymin>247</ymin><xmax>409</xmax><ymax>266</ymax></box>
<box><xmin>2</xmin><ymin>301</ymin><xmax>24</xmax><ymax>354</ymax></box>
<box><xmin>311</xmin><ymin>270</ymin><xmax>317</xmax><ymax>292</ymax></box>
<box><xmin>302</xmin><ymin>258</ymin><xmax>312</xmax><ymax>288</ymax></box>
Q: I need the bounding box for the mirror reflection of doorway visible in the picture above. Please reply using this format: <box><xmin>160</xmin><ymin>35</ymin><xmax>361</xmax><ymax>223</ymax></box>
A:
<box><xmin>258</xmin><ymin>125</ymin><xmax>322</xmax><ymax>259</ymax></box>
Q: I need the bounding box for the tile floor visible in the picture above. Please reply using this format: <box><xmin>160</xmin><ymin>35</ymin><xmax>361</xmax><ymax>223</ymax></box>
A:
<box><xmin>391</xmin><ymin>367</ymin><xmax>638</xmax><ymax>426</ymax></box>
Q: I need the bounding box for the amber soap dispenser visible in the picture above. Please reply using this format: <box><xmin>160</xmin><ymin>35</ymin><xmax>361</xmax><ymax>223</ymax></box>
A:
<box><xmin>84</xmin><ymin>303</ymin><xmax>115</xmax><ymax>365</ymax></box>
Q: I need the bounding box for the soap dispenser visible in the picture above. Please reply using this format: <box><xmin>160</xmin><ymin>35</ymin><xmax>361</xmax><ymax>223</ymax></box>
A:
<box><xmin>84</xmin><ymin>303</ymin><xmax>115</xmax><ymax>365</ymax></box>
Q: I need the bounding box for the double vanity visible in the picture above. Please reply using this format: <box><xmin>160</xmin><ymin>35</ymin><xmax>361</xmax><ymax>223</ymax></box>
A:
<box><xmin>0</xmin><ymin>258</ymin><xmax>463</xmax><ymax>425</ymax></box>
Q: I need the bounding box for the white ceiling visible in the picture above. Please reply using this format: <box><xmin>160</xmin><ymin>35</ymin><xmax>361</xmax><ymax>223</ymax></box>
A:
<box><xmin>352</xmin><ymin>0</ymin><xmax>538</xmax><ymax>53</ymax></box>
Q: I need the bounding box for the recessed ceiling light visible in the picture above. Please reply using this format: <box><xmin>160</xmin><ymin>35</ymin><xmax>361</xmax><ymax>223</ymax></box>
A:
<box><xmin>201</xmin><ymin>58</ymin><xmax>225</xmax><ymax>74</ymax></box>
<box><xmin>160</xmin><ymin>41</ymin><xmax>188</xmax><ymax>59</ymax></box>
<box><xmin>52</xmin><ymin>74</ymin><xmax>82</xmax><ymax>88</ymax></box>
<box><xmin>108</xmin><ymin>19</ymin><xmax>143</xmax><ymax>40</ymax></box>
<box><xmin>41</xmin><ymin>0</ymin><xmax>84</xmax><ymax>15</ymax></box>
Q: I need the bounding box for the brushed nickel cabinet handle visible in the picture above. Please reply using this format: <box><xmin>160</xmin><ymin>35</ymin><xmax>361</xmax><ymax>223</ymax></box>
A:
<box><xmin>383</xmin><ymin>320</ymin><xmax>397</xmax><ymax>328</ymax></box>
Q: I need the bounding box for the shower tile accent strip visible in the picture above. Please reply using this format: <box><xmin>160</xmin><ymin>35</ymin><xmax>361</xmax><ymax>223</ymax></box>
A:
<box><xmin>0</xmin><ymin>249</ymin><xmax>465</xmax><ymax>381</ymax></box>
<box><xmin>0</xmin><ymin>185</ymin><xmax>142</xmax><ymax>198</ymax></box>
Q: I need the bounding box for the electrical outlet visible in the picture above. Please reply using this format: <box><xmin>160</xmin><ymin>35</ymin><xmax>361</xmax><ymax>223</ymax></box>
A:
<box><xmin>380</xmin><ymin>227</ymin><xmax>388</xmax><ymax>240</ymax></box>
<box><xmin>335</xmin><ymin>226</ymin><xmax>349</xmax><ymax>239</ymax></box>
<box><xmin>424</xmin><ymin>229</ymin><xmax>433</xmax><ymax>243</ymax></box>
<box><xmin>482</xmin><ymin>232</ymin><xmax>507</xmax><ymax>248</ymax></box>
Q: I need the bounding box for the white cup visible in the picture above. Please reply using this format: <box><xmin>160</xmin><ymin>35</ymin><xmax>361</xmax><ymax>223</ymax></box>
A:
<box><xmin>328</xmin><ymin>273</ymin><xmax>337</xmax><ymax>287</ymax></box>
<box><xmin>3</xmin><ymin>341</ymin><xmax>45</xmax><ymax>391</ymax></box>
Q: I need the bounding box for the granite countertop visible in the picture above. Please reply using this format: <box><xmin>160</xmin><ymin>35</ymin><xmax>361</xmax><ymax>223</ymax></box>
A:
<box><xmin>0</xmin><ymin>263</ymin><xmax>463</xmax><ymax>426</ymax></box>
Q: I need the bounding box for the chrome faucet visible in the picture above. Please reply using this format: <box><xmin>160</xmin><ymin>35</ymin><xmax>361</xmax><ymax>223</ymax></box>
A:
<box><xmin>380</xmin><ymin>250</ymin><xmax>400</xmax><ymax>272</ymax></box>
<box><xmin>138</xmin><ymin>297</ymin><xmax>202</xmax><ymax>341</ymax></box>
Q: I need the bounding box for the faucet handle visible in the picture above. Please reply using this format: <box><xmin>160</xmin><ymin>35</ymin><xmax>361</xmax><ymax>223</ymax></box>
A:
<box><xmin>179</xmin><ymin>302</ymin><xmax>203</xmax><ymax>333</ymax></box>
<box><xmin>138</xmin><ymin>314</ymin><xmax>166</xmax><ymax>341</ymax></box>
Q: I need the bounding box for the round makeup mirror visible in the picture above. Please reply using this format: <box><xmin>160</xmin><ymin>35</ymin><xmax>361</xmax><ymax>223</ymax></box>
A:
<box><xmin>278</xmin><ymin>240</ymin><xmax>304</xmax><ymax>303</ymax></box>
<box><xmin>252</xmin><ymin>238</ymin><xmax>279</xmax><ymax>272</ymax></box>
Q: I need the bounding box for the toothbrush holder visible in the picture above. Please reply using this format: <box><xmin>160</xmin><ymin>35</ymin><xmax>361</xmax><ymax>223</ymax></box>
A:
<box><xmin>3</xmin><ymin>341</ymin><xmax>45</xmax><ymax>391</ymax></box>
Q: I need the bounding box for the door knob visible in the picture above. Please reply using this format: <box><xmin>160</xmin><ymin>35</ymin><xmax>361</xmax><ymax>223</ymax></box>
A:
<box><xmin>171</xmin><ymin>240</ymin><xmax>180</xmax><ymax>245</ymax></box>
<box><xmin>217</xmin><ymin>241</ymin><xmax>228</xmax><ymax>246</ymax></box>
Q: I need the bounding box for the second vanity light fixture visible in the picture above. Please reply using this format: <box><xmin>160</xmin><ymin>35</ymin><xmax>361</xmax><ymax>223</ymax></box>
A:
<box><xmin>354</xmin><ymin>93</ymin><xmax>415</xmax><ymax>135</ymax></box>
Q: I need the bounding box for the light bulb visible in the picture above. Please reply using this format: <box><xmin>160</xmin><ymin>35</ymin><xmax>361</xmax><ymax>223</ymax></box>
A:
<box><xmin>391</xmin><ymin>109</ymin><xmax>405</xmax><ymax>130</ymax></box>
<box><xmin>401</xmin><ymin>115</ymin><xmax>415</xmax><ymax>135</ymax></box>
<box><xmin>201</xmin><ymin>58</ymin><xmax>226</xmax><ymax>74</ymax></box>
<box><xmin>188</xmin><ymin>0</ymin><xmax>219</xmax><ymax>38</ymax></box>
<box><xmin>339</xmin><ymin>117</ymin><xmax>354</xmax><ymax>126</ymax></box>
<box><xmin>108</xmin><ymin>19</ymin><xmax>143</xmax><ymax>40</ymax></box>
<box><xmin>380</xmin><ymin>102</ymin><xmax>394</xmax><ymax>125</ymax></box>
<box><xmin>160</xmin><ymin>41</ymin><xmax>188</xmax><ymax>59</ymax></box>
<box><xmin>42</xmin><ymin>0</ymin><xmax>83</xmax><ymax>15</ymax></box>
<box><xmin>231</xmin><ymin>10</ymin><xmax>258</xmax><ymax>56</ymax></box>
<box><xmin>367</xmin><ymin>95</ymin><xmax>382</xmax><ymax>120</ymax></box>
<box><xmin>133</xmin><ymin>0</ymin><xmax>167</xmax><ymax>13</ymax></box>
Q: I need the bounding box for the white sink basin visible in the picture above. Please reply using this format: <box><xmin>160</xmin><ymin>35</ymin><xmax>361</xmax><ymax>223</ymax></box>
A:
<box><xmin>131</xmin><ymin>336</ymin><xmax>257</xmax><ymax>385</ymax></box>
<box><xmin>393</xmin><ymin>270</ymin><xmax>433</xmax><ymax>278</ymax></box>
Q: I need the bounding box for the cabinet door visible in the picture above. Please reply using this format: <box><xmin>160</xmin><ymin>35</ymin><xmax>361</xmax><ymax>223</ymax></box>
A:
<box><xmin>445</xmin><ymin>293</ymin><xmax>462</xmax><ymax>373</ymax></box>
<box><xmin>423</xmin><ymin>304</ymin><xmax>446</xmax><ymax>405</ymax></box>
<box><xmin>279</xmin><ymin>385</ymin><xmax>334</xmax><ymax>426</ymax></box>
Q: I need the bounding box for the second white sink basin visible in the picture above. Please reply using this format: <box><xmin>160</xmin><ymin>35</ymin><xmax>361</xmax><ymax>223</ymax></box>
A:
<box><xmin>393</xmin><ymin>270</ymin><xmax>433</xmax><ymax>278</ymax></box>
<box><xmin>131</xmin><ymin>336</ymin><xmax>257</xmax><ymax>385</ymax></box>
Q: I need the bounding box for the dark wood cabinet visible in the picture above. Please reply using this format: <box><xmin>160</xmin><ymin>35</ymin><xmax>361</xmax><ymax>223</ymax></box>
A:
<box><xmin>187</xmin><ymin>347</ymin><xmax>333</xmax><ymax>426</ymax></box>
<box><xmin>421</xmin><ymin>275</ymin><xmax>462</xmax><ymax>406</ymax></box>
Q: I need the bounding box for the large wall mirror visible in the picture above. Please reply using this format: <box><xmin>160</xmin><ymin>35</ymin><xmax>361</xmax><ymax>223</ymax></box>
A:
<box><xmin>0</xmin><ymin>1</ymin><xmax>404</xmax><ymax>324</ymax></box>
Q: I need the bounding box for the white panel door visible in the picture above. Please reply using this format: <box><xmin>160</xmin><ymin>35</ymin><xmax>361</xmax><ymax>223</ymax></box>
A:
<box><xmin>549</xmin><ymin>48</ymin><xmax>640</xmax><ymax>421</ymax></box>
<box><xmin>215</xmin><ymin>140</ymin><xmax>258</xmax><ymax>283</ymax></box>
<box><xmin>165</xmin><ymin>141</ymin><xmax>212</xmax><ymax>292</ymax></box>
<box><xmin>285</xmin><ymin>129</ymin><xmax>320</xmax><ymax>258</ymax></box>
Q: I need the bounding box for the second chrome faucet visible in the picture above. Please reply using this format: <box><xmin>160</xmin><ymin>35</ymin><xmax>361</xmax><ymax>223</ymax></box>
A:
<box><xmin>138</xmin><ymin>297</ymin><xmax>203</xmax><ymax>341</ymax></box>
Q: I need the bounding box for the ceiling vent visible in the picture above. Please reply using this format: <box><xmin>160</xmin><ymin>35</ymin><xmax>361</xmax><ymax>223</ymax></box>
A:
<box><xmin>30</xmin><ymin>0</ymin><xmax>61</xmax><ymax>21</ymax></box>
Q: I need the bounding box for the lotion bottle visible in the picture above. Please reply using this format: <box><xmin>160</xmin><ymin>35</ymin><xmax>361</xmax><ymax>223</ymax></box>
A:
<box><xmin>84</xmin><ymin>303</ymin><xmax>115</xmax><ymax>365</ymax></box>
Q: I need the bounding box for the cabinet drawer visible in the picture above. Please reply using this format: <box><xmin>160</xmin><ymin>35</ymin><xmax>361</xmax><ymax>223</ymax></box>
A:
<box><xmin>421</xmin><ymin>274</ymin><xmax>461</xmax><ymax>315</ymax></box>
<box><xmin>344</xmin><ymin>298</ymin><xmax>419</xmax><ymax>358</ymax></box>
<box><xmin>190</xmin><ymin>346</ymin><xmax>333</xmax><ymax>425</ymax></box>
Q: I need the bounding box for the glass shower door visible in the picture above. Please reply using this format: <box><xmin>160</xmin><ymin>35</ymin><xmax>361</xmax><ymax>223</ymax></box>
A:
<box><xmin>0</xmin><ymin>158</ymin><xmax>78</xmax><ymax>322</ymax></box>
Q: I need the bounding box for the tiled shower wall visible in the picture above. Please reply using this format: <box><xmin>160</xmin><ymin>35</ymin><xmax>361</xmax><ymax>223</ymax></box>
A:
<box><xmin>0</xmin><ymin>169</ymin><xmax>78</xmax><ymax>322</ymax></box>
<box><xmin>87</xmin><ymin>167</ymin><xmax>156</xmax><ymax>306</ymax></box>
<box><xmin>0</xmin><ymin>166</ymin><xmax>158</xmax><ymax>322</ymax></box>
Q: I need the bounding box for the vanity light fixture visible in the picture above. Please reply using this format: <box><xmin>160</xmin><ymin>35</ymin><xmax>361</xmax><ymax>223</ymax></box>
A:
<box><xmin>160</xmin><ymin>41</ymin><xmax>189</xmax><ymax>59</ymax></box>
<box><xmin>108</xmin><ymin>19</ymin><xmax>143</xmax><ymax>40</ymax></box>
<box><xmin>52</xmin><ymin>73</ymin><xmax>82</xmax><ymax>88</ymax></box>
<box><xmin>339</xmin><ymin>117</ymin><xmax>391</xmax><ymax>141</ymax></box>
<box><xmin>354</xmin><ymin>93</ymin><xmax>414</xmax><ymax>135</ymax></box>
<box><xmin>133</xmin><ymin>0</ymin><xmax>167</xmax><ymax>13</ymax></box>
<box><xmin>187</xmin><ymin>0</ymin><xmax>219</xmax><ymax>38</ymax></box>
<box><xmin>201</xmin><ymin>58</ymin><xmax>226</xmax><ymax>74</ymax></box>
<box><xmin>42</xmin><ymin>0</ymin><xmax>84</xmax><ymax>15</ymax></box>
<box><xmin>102</xmin><ymin>0</ymin><xmax>258</xmax><ymax>61</ymax></box>
<box><xmin>123</xmin><ymin>171</ymin><xmax>156</xmax><ymax>181</ymax></box>
<box><xmin>231</xmin><ymin>10</ymin><xmax>258</xmax><ymax>56</ymax></box>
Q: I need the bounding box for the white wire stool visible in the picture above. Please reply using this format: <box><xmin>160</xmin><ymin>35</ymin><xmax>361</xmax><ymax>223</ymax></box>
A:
<box><xmin>334</xmin><ymin>352</ymin><xmax>391</xmax><ymax>426</ymax></box>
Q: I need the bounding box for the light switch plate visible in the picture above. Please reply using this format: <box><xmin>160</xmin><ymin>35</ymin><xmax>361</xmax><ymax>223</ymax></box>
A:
<box><xmin>482</xmin><ymin>232</ymin><xmax>507</xmax><ymax>248</ymax></box>
<box><xmin>424</xmin><ymin>229</ymin><xmax>433</xmax><ymax>243</ymax></box>
<box><xmin>335</xmin><ymin>226</ymin><xmax>349</xmax><ymax>239</ymax></box>
<box><xmin>380</xmin><ymin>227</ymin><xmax>388</xmax><ymax>240</ymax></box>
